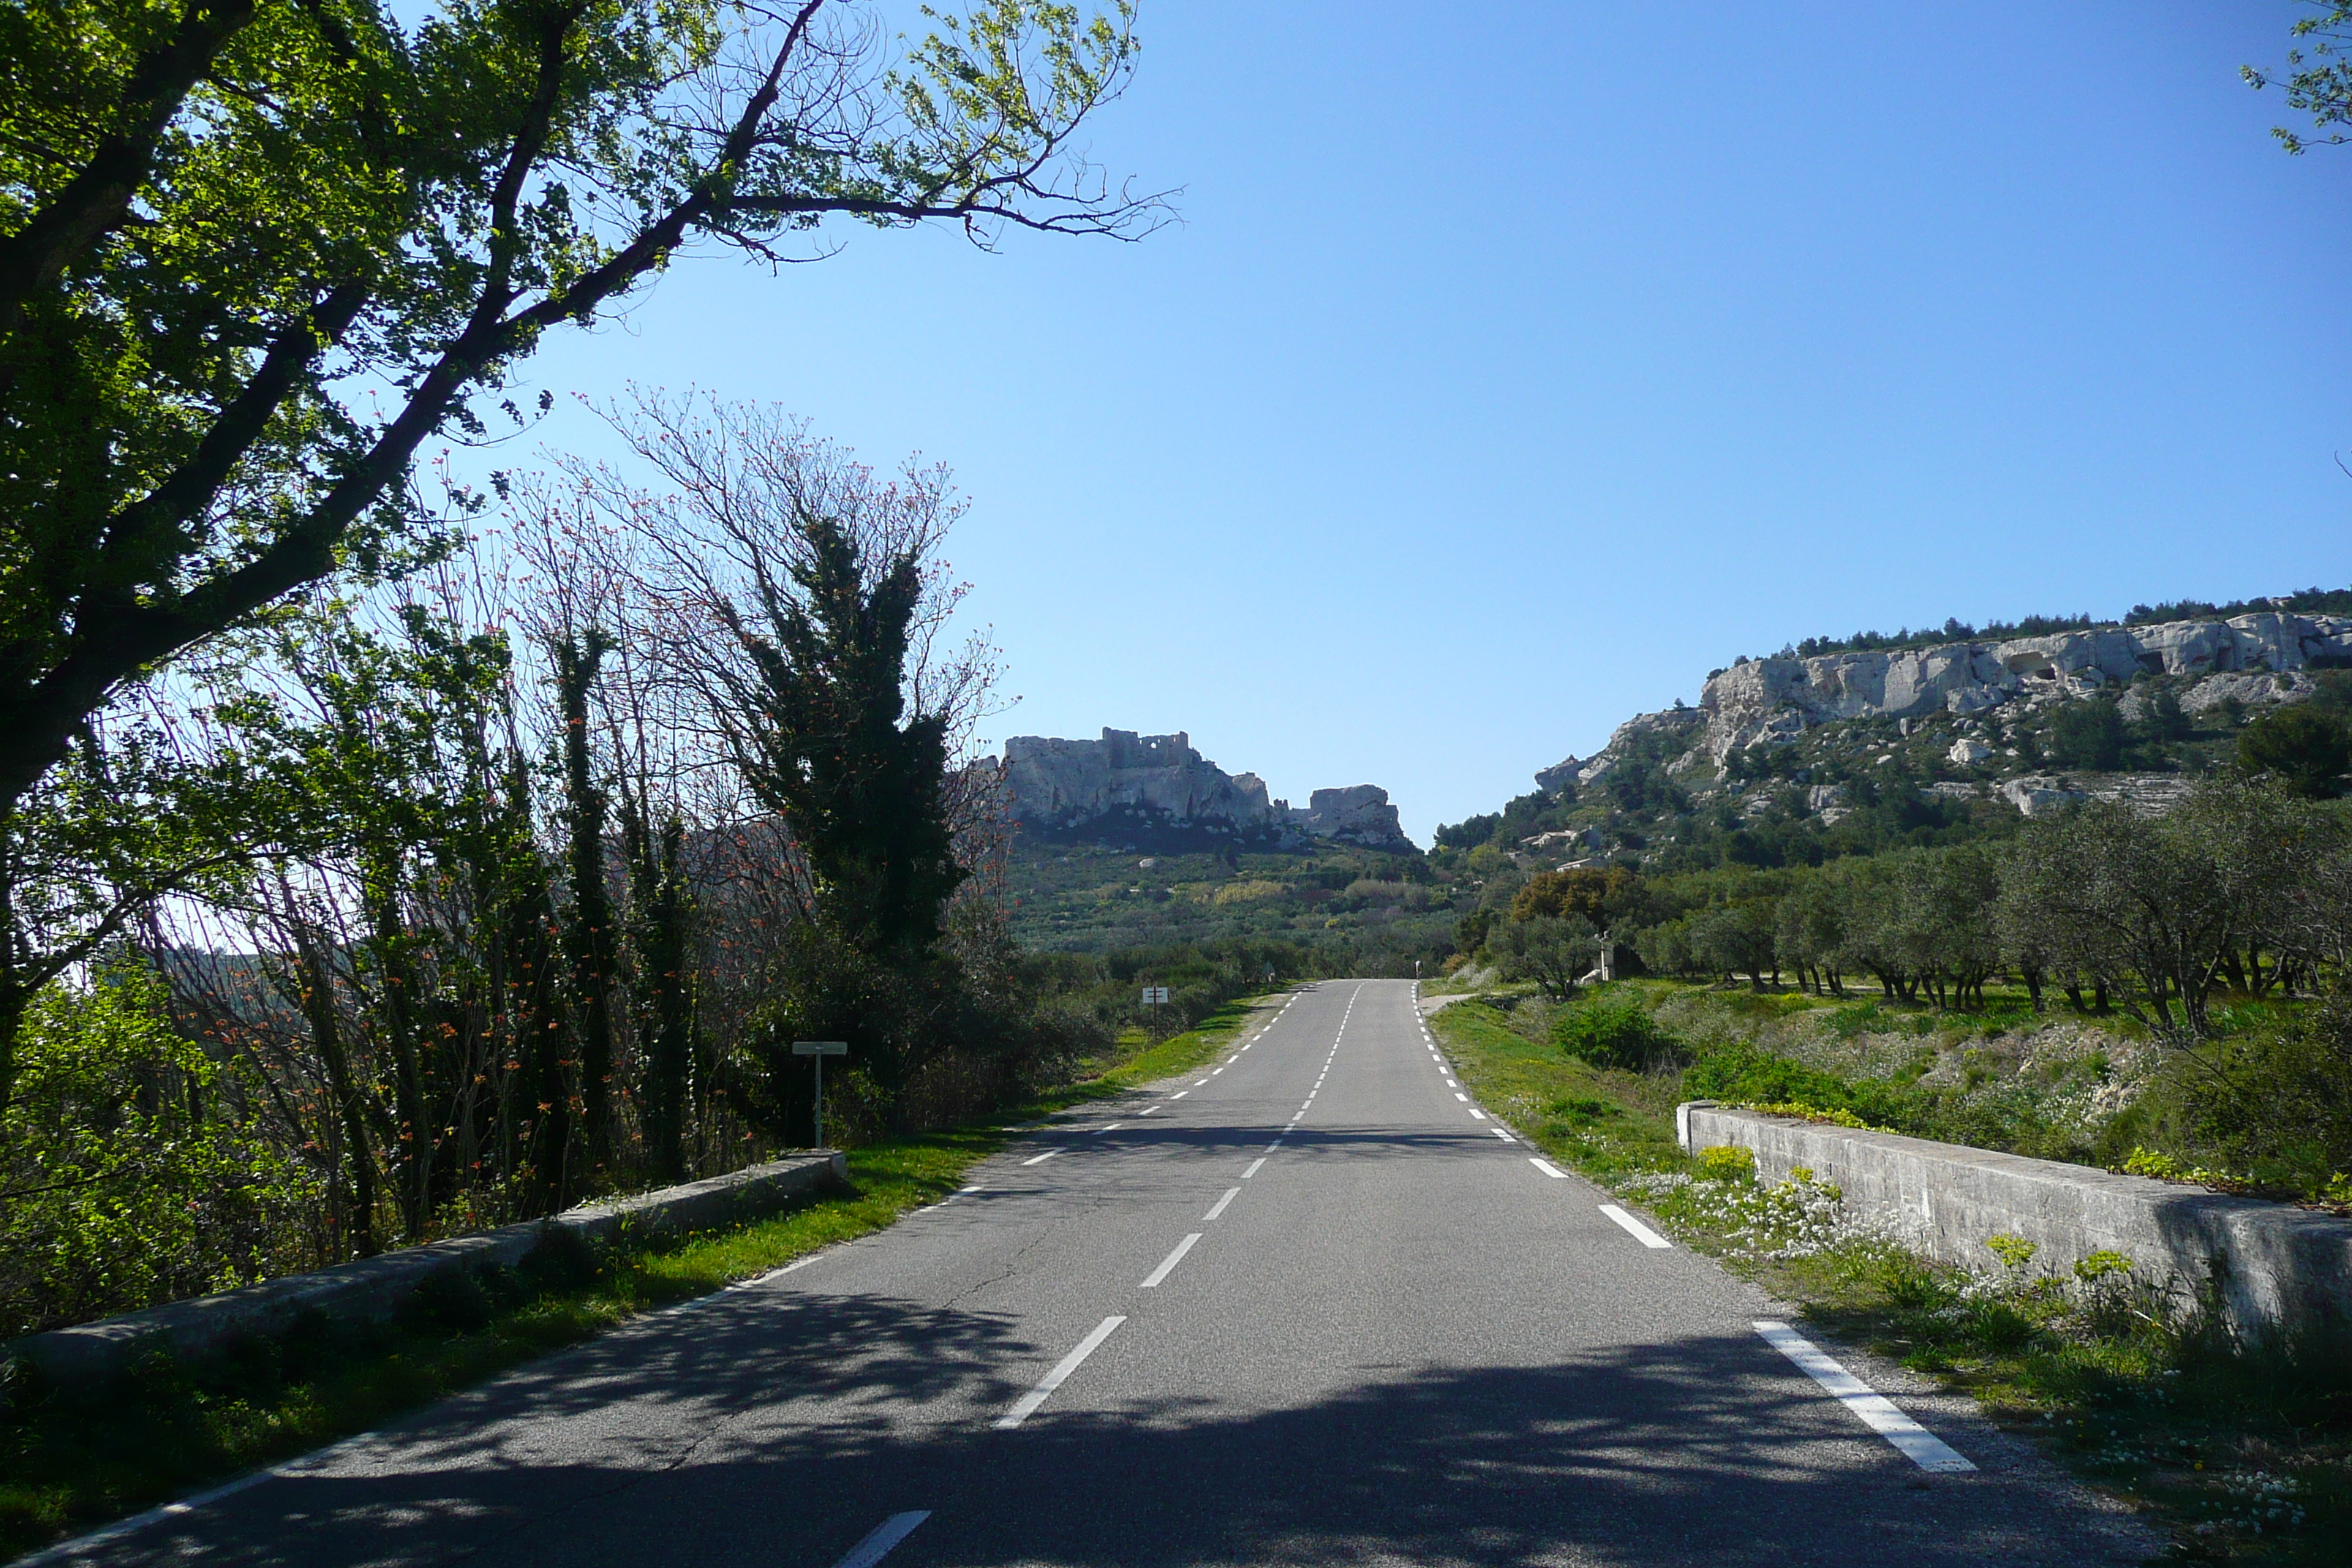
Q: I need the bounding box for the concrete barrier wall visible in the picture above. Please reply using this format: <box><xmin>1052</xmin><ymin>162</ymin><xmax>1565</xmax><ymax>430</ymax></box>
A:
<box><xmin>1678</xmin><ymin>1103</ymin><xmax>2352</xmax><ymax>1342</ymax></box>
<box><xmin>5</xmin><ymin>1151</ymin><xmax>847</xmax><ymax>1385</ymax></box>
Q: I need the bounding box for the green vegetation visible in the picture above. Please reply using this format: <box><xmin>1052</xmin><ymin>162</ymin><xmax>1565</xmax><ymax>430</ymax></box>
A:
<box><xmin>2</xmin><ymin>398</ymin><xmax>1340</xmax><ymax>1346</ymax></box>
<box><xmin>0</xmin><ymin>998</ymin><xmax>1265</xmax><ymax>1561</ymax></box>
<box><xmin>1003</xmin><ymin>837</ymin><xmax>1457</xmax><ymax>973</ymax></box>
<box><xmin>0</xmin><ymin>0</ymin><xmax>1155</xmax><ymax>1112</ymax></box>
<box><xmin>1432</xmin><ymin>772</ymin><xmax>2352</xmax><ymax>1199</ymax></box>
<box><xmin>1433</xmin><ymin>667</ymin><xmax>2352</xmax><ymax>882</ymax></box>
<box><xmin>0</xmin><ymin>1130</ymin><xmax>994</xmax><ymax>1559</ymax></box>
<box><xmin>1431</xmin><ymin>994</ymin><xmax>2352</xmax><ymax>1563</ymax></box>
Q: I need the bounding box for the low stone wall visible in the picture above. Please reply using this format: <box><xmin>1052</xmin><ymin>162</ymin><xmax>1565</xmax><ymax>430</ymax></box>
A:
<box><xmin>1678</xmin><ymin>1103</ymin><xmax>2352</xmax><ymax>1342</ymax></box>
<box><xmin>5</xmin><ymin>1152</ymin><xmax>847</xmax><ymax>1386</ymax></box>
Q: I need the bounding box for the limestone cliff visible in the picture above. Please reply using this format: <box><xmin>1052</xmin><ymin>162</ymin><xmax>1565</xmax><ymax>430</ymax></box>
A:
<box><xmin>997</xmin><ymin>729</ymin><xmax>1416</xmax><ymax>852</ymax></box>
<box><xmin>1556</xmin><ymin>611</ymin><xmax>2351</xmax><ymax>796</ymax></box>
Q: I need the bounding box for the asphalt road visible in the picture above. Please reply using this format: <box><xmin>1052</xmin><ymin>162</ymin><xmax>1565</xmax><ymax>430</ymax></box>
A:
<box><xmin>60</xmin><ymin>979</ymin><xmax>2157</xmax><ymax>1568</ymax></box>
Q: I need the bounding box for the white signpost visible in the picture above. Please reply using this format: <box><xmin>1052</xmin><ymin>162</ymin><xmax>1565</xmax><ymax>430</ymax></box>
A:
<box><xmin>792</xmin><ymin>1040</ymin><xmax>848</xmax><ymax>1149</ymax></box>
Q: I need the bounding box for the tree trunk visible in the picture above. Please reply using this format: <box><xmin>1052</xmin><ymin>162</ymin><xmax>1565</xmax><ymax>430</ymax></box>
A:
<box><xmin>293</xmin><ymin>927</ymin><xmax>379</xmax><ymax>1259</ymax></box>
<box><xmin>557</xmin><ymin>634</ymin><xmax>615</xmax><ymax>1176</ymax></box>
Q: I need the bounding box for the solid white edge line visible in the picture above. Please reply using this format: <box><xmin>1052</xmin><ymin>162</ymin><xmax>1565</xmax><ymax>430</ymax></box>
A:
<box><xmin>832</xmin><ymin>1511</ymin><xmax>933</xmax><ymax>1568</ymax></box>
<box><xmin>995</xmin><ymin>1315</ymin><xmax>1128</xmax><ymax>1429</ymax></box>
<box><xmin>1599</xmin><ymin>1204</ymin><xmax>1673</xmax><ymax>1249</ymax></box>
<box><xmin>1752</xmin><ymin>1321</ymin><xmax>1976</xmax><ymax>1471</ymax></box>
<box><xmin>1530</xmin><ymin>1157</ymin><xmax>1569</xmax><ymax>1177</ymax></box>
<box><xmin>1243</xmin><ymin>1157</ymin><xmax>1267</xmax><ymax>1177</ymax></box>
<box><xmin>1021</xmin><ymin>1149</ymin><xmax>1060</xmax><ymax>1166</ymax></box>
<box><xmin>1141</xmin><ymin>1232</ymin><xmax>1204</xmax><ymax>1288</ymax></box>
<box><xmin>1203</xmin><ymin>1186</ymin><xmax>1241</xmax><ymax>1221</ymax></box>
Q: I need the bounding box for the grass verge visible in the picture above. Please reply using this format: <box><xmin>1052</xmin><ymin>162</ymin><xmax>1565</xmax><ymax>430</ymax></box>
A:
<box><xmin>1432</xmin><ymin>997</ymin><xmax>2352</xmax><ymax>1564</ymax></box>
<box><xmin>0</xmin><ymin>994</ymin><xmax>1281</xmax><ymax>1563</ymax></box>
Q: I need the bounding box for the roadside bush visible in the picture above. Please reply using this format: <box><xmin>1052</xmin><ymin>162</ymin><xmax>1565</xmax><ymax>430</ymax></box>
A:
<box><xmin>2103</xmin><ymin>994</ymin><xmax>2352</xmax><ymax>1200</ymax></box>
<box><xmin>0</xmin><ymin>964</ymin><xmax>314</xmax><ymax>1339</ymax></box>
<box><xmin>1552</xmin><ymin>994</ymin><xmax>1685</xmax><ymax>1071</ymax></box>
<box><xmin>1683</xmin><ymin>1041</ymin><xmax>1875</xmax><ymax>1117</ymax></box>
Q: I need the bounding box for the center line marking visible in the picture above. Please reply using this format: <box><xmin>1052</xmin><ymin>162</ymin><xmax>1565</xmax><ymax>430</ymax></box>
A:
<box><xmin>1193</xmin><ymin>1079</ymin><xmax>1209</xmax><ymax>1086</ymax></box>
<box><xmin>1093</xmin><ymin>1123</ymin><xmax>1124</xmax><ymax>1134</ymax></box>
<box><xmin>1139</xmin><ymin>1106</ymin><xmax>1162</xmax><ymax>1115</ymax></box>
<box><xmin>1203</xmin><ymin>1186</ymin><xmax>1240</xmax><ymax>1221</ymax></box>
<box><xmin>1141</xmin><ymin>1232</ymin><xmax>1202</xmax><ymax>1287</ymax></box>
<box><xmin>1243</xmin><ymin>1157</ymin><xmax>1267</xmax><ymax>1177</ymax></box>
<box><xmin>1021</xmin><ymin>1149</ymin><xmax>1060</xmax><ymax>1166</ymax></box>
<box><xmin>1754</xmin><ymin>1322</ymin><xmax>1976</xmax><ymax>1471</ymax></box>
<box><xmin>995</xmin><ymin>1316</ymin><xmax>1126</xmax><ymax>1429</ymax></box>
<box><xmin>831</xmin><ymin>1512</ymin><xmax>932</xmax><ymax>1568</ymax></box>
<box><xmin>1599</xmin><ymin>1204</ymin><xmax>1673</xmax><ymax>1248</ymax></box>
<box><xmin>1172</xmin><ymin>1090</ymin><xmax>1189</xmax><ymax>1099</ymax></box>
<box><xmin>1530</xmin><ymin>1157</ymin><xmax>1569</xmax><ymax>1177</ymax></box>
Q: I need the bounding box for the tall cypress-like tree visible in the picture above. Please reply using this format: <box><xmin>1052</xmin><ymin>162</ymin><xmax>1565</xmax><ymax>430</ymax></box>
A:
<box><xmin>554</xmin><ymin>630</ymin><xmax>617</xmax><ymax>1170</ymax></box>
<box><xmin>725</xmin><ymin>516</ymin><xmax>966</xmax><ymax>959</ymax></box>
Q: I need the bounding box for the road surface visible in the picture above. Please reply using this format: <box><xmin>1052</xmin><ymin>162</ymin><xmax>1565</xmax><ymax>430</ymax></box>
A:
<box><xmin>53</xmin><ymin>979</ymin><xmax>2154</xmax><ymax>1568</ymax></box>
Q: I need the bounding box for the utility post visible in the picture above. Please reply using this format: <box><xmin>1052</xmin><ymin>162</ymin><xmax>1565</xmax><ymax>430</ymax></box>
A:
<box><xmin>792</xmin><ymin>1040</ymin><xmax>847</xmax><ymax>1148</ymax></box>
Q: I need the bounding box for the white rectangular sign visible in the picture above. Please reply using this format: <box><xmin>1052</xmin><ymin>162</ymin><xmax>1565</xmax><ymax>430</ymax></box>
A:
<box><xmin>792</xmin><ymin>1040</ymin><xmax>848</xmax><ymax>1056</ymax></box>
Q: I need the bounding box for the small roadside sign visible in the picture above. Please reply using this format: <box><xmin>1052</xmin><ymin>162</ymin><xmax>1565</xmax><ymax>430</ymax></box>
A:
<box><xmin>792</xmin><ymin>1041</ymin><xmax>848</xmax><ymax>1148</ymax></box>
<box><xmin>1140</xmin><ymin>986</ymin><xmax>1169</xmax><ymax>1005</ymax></box>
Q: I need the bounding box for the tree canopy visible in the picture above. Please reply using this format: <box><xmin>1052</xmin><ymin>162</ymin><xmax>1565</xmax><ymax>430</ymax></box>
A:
<box><xmin>0</xmin><ymin>0</ymin><xmax>1156</xmax><ymax>1093</ymax></box>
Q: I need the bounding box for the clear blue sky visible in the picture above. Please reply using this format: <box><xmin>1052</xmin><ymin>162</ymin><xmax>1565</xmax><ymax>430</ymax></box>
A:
<box><xmin>509</xmin><ymin>1</ymin><xmax>2352</xmax><ymax>844</ymax></box>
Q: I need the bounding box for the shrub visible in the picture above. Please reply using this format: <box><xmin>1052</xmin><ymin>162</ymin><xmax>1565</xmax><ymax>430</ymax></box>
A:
<box><xmin>2111</xmin><ymin>995</ymin><xmax>2352</xmax><ymax>1199</ymax></box>
<box><xmin>0</xmin><ymin>965</ymin><xmax>315</xmax><ymax>1339</ymax></box>
<box><xmin>1695</xmin><ymin>1145</ymin><xmax>1756</xmax><ymax>1183</ymax></box>
<box><xmin>1551</xmin><ymin>995</ymin><xmax>1683</xmax><ymax>1071</ymax></box>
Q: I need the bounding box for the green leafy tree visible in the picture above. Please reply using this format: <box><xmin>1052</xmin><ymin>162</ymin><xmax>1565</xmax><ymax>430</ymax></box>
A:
<box><xmin>1688</xmin><ymin>897</ymin><xmax>1777</xmax><ymax>990</ymax></box>
<box><xmin>0</xmin><ymin>0</ymin><xmax>1155</xmax><ymax>1107</ymax></box>
<box><xmin>0</xmin><ymin>960</ymin><xmax>310</xmax><ymax>1338</ymax></box>
<box><xmin>720</xmin><ymin>515</ymin><xmax>965</xmax><ymax>957</ymax></box>
<box><xmin>2048</xmin><ymin>696</ymin><xmax>2125</xmax><ymax>771</ymax></box>
<box><xmin>2234</xmin><ymin>704</ymin><xmax>2352</xmax><ymax>798</ymax></box>
<box><xmin>2246</xmin><ymin>2</ymin><xmax>2352</xmax><ymax>152</ymax></box>
<box><xmin>1994</xmin><ymin>782</ymin><xmax>2318</xmax><ymax>1038</ymax></box>
<box><xmin>1491</xmin><ymin>912</ymin><xmax>1599</xmax><ymax>1002</ymax></box>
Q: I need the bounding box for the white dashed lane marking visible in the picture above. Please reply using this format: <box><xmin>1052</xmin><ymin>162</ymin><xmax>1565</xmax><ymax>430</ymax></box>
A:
<box><xmin>1754</xmin><ymin>1322</ymin><xmax>1975</xmax><ymax>1472</ymax></box>
<box><xmin>831</xmin><ymin>1513</ymin><xmax>932</xmax><ymax>1568</ymax></box>
<box><xmin>995</xmin><ymin>1317</ymin><xmax>1126</xmax><ymax>1430</ymax></box>
<box><xmin>1599</xmin><ymin>1205</ymin><xmax>1672</xmax><ymax>1249</ymax></box>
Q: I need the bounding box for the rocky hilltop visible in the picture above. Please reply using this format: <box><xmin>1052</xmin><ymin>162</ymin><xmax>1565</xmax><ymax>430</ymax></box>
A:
<box><xmin>1545</xmin><ymin>610</ymin><xmax>2352</xmax><ymax>803</ymax></box>
<box><xmin>996</xmin><ymin>729</ymin><xmax>1414</xmax><ymax>853</ymax></box>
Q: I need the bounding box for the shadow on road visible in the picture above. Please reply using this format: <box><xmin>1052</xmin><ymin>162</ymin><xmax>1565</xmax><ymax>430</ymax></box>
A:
<box><xmin>106</xmin><ymin>1288</ymin><xmax>2149</xmax><ymax>1568</ymax></box>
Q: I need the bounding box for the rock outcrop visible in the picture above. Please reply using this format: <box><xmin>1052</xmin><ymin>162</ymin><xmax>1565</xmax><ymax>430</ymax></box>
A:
<box><xmin>1286</xmin><ymin>785</ymin><xmax>1411</xmax><ymax>850</ymax></box>
<box><xmin>998</xmin><ymin>729</ymin><xmax>1417</xmax><ymax>852</ymax></box>
<box><xmin>1548</xmin><ymin>611</ymin><xmax>2350</xmax><ymax>804</ymax></box>
<box><xmin>1693</xmin><ymin>612</ymin><xmax>2348</xmax><ymax>767</ymax></box>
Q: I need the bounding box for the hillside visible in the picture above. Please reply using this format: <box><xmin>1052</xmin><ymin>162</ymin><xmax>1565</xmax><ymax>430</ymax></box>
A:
<box><xmin>1439</xmin><ymin>598</ymin><xmax>2352</xmax><ymax>875</ymax></box>
<box><xmin>984</xmin><ymin>725</ymin><xmax>1457</xmax><ymax>970</ymax></box>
